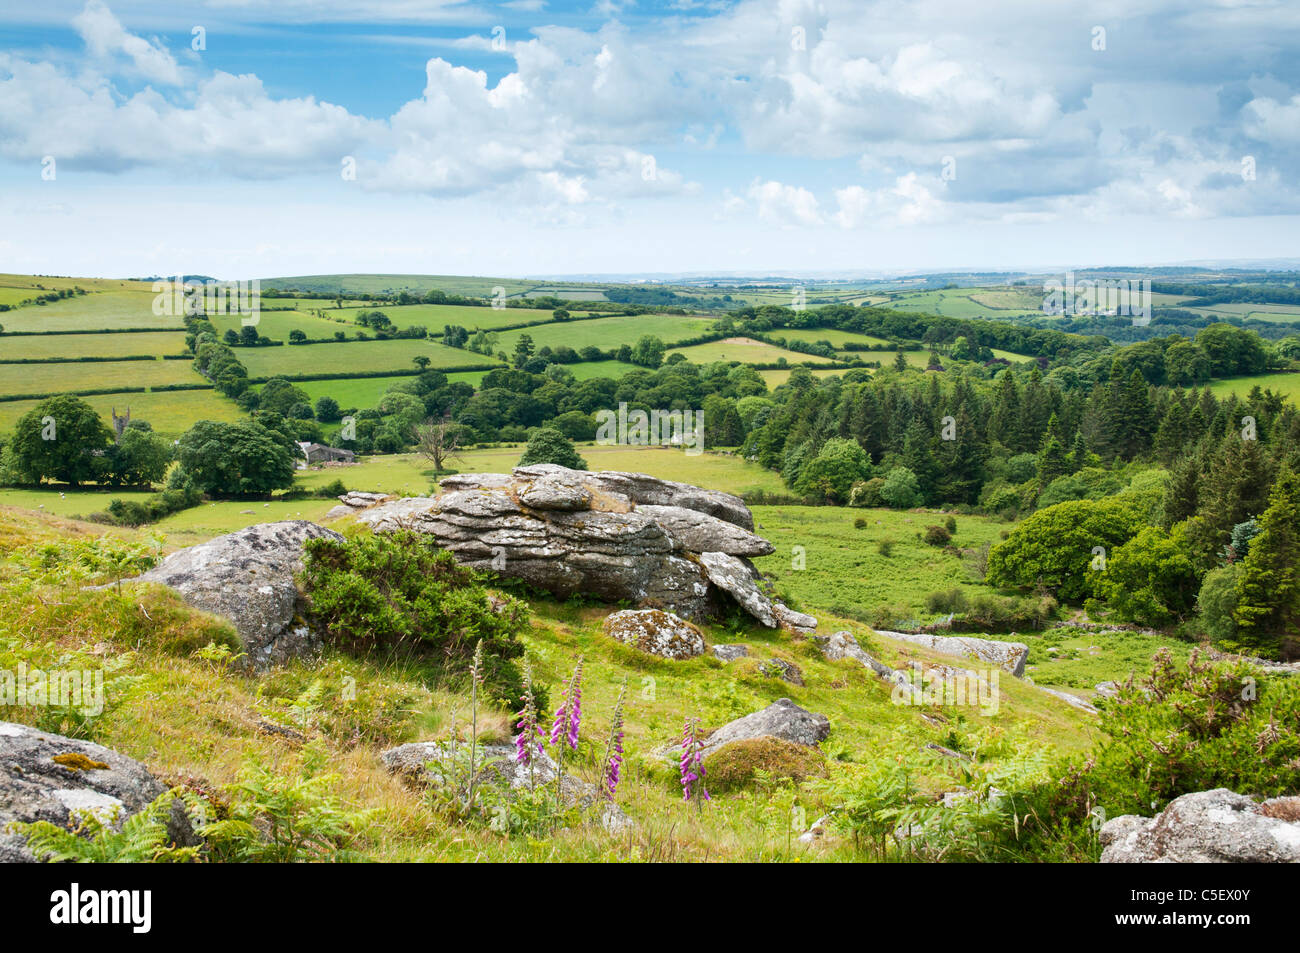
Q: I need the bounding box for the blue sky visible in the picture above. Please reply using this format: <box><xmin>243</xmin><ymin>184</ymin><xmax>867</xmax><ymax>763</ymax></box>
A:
<box><xmin>1</xmin><ymin>0</ymin><xmax>1298</xmax><ymax>279</ymax></box>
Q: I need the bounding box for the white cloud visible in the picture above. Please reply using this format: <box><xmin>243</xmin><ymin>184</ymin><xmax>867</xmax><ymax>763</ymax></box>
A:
<box><xmin>72</xmin><ymin>0</ymin><xmax>182</xmax><ymax>86</ymax></box>
<box><xmin>748</xmin><ymin>179</ymin><xmax>822</xmax><ymax>225</ymax></box>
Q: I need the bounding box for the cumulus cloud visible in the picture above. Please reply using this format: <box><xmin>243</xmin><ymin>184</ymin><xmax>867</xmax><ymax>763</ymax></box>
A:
<box><xmin>72</xmin><ymin>0</ymin><xmax>182</xmax><ymax>86</ymax></box>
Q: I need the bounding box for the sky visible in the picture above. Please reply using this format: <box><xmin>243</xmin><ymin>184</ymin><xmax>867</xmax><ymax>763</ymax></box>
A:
<box><xmin>0</xmin><ymin>0</ymin><xmax>1298</xmax><ymax>280</ymax></box>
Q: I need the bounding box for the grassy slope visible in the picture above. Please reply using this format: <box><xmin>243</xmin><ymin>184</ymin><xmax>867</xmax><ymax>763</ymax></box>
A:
<box><xmin>0</xmin><ymin>505</ymin><xmax>1098</xmax><ymax>862</ymax></box>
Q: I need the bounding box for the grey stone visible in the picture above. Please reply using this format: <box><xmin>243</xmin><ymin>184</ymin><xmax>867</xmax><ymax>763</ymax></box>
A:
<box><xmin>712</xmin><ymin>644</ymin><xmax>749</xmax><ymax>662</ymax></box>
<box><xmin>122</xmin><ymin>520</ymin><xmax>342</xmax><ymax>670</ymax></box>
<box><xmin>0</xmin><ymin>722</ymin><xmax>193</xmax><ymax>863</ymax></box>
<box><xmin>603</xmin><ymin>609</ymin><xmax>705</xmax><ymax>660</ymax></box>
<box><xmin>380</xmin><ymin>740</ymin><xmax>633</xmax><ymax>833</ymax></box>
<box><xmin>698</xmin><ymin>698</ymin><xmax>829</xmax><ymax>757</ymax></box>
<box><xmin>759</xmin><ymin>658</ymin><xmax>804</xmax><ymax>686</ymax></box>
<box><xmin>1100</xmin><ymin>789</ymin><xmax>1300</xmax><ymax>863</ymax></box>
<box><xmin>1039</xmin><ymin>686</ymin><xmax>1099</xmax><ymax>714</ymax></box>
<box><xmin>874</xmin><ymin>629</ymin><xmax>1029</xmax><ymax>677</ymax></box>
<box><xmin>354</xmin><ymin>466</ymin><xmax>812</xmax><ymax>630</ymax></box>
<box><xmin>635</xmin><ymin>505</ymin><xmax>773</xmax><ymax>556</ymax></box>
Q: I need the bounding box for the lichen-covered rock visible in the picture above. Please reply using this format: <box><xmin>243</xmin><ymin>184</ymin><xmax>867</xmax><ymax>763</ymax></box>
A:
<box><xmin>758</xmin><ymin>658</ymin><xmax>804</xmax><ymax>686</ymax></box>
<box><xmin>712</xmin><ymin>644</ymin><xmax>749</xmax><ymax>662</ymax></box>
<box><xmin>698</xmin><ymin>698</ymin><xmax>830</xmax><ymax>757</ymax></box>
<box><xmin>874</xmin><ymin>630</ymin><xmax>1029</xmax><ymax>677</ymax></box>
<box><xmin>698</xmin><ymin>551</ymin><xmax>817</xmax><ymax>633</ymax></box>
<box><xmin>820</xmin><ymin>630</ymin><xmax>924</xmax><ymax>702</ymax></box>
<box><xmin>634</xmin><ymin>505</ymin><xmax>773</xmax><ymax>556</ymax></box>
<box><xmin>1100</xmin><ymin>789</ymin><xmax>1300</xmax><ymax>863</ymax></box>
<box><xmin>379</xmin><ymin>740</ymin><xmax>633</xmax><ymax>833</ymax></box>
<box><xmin>0</xmin><ymin>722</ymin><xmax>194</xmax><ymax>862</ymax></box>
<box><xmin>121</xmin><ymin>520</ymin><xmax>342</xmax><ymax>670</ymax></box>
<box><xmin>350</xmin><ymin>465</ymin><xmax>812</xmax><ymax>631</ymax></box>
<box><xmin>603</xmin><ymin>609</ymin><xmax>705</xmax><ymax>660</ymax></box>
<box><xmin>325</xmin><ymin>491</ymin><xmax>395</xmax><ymax>519</ymax></box>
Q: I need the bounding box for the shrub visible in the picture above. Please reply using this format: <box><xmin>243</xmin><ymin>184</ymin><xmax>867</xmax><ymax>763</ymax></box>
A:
<box><xmin>924</xmin><ymin>588</ymin><xmax>969</xmax><ymax>615</ymax></box>
<box><xmin>854</xmin><ymin>517</ymin><xmax>867</xmax><ymax>529</ymax></box>
<box><xmin>876</xmin><ymin>539</ymin><xmax>894</xmax><ymax>557</ymax></box>
<box><xmin>849</xmin><ymin>477</ymin><xmax>885</xmax><ymax>507</ymax></box>
<box><xmin>944</xmin><ymin>515</ymin><xmax>957</xmax><ymax>534</ymax></box>
<box><xmin>923</xmin><ymin>525</ymin><xmax>952</xmax><ymax>546</ymax></box>
<box><xmin>702</xmin><ymin>736</ymin><xmax>827</xmax><ymax>794</ymax></box>
<box><xmin>301</xmin><ymin>530</ymin><xmax>529</xmax><ymax>706</ymax></box>
<box><xmin>517</xmin><ymin>427</ymin><xmax>587</xmax><ymax>471</ymax></box>
<box><xmin>879</xmin><ymin>466</ymin><xmax>922</xmax><ymax>508</ymax></box>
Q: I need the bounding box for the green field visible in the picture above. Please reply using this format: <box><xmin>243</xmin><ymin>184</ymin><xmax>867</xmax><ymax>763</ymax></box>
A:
<box><xmin>260</xmin><ymin>274</ymin><xmax>540</xmax><ymax>297</ymax></box>
<box><xmin>0</xmin><ymin>387</ymin><xmax>241</xmax><ymax>436</ymax></box>
<box><xmin>334</xmin><ymin>303</ymin><xmax>562</xmax><ymax>333</ymax></box>
<box><xmin>0</xmin><ymin>289</ymin><xmax>183</xmax><ymax>333</ymax></box>
<box><xmin>0</xmin><ymin>331</ymin><xmax>189</xmax><ymax>360</ymax></box>
<box><xmin>669</xmin><ymin>337</ymin><xmax>837</xmax><ymax>365</ymax></box>
<box><xmin>0</xmin><ymin>357</ymin><xmax>202</xmax><ymax>397</ymax></box>
<box><xmin>750</xmin><ymin>505</ymin><xmax>1010</xmax><ymax>620</ymax></box>
<box><xmin>773</xmin><ymin>328</ymin><xmax>892</xmax><ymax>348</ymax></box>
<box><xmin>238</xmin><ymin>339</ymin><xmax>500</xmax><ymax>379</ymax></box>
<box><xmin>1207</xmin><ymin>371</ymin><xmax>1300</xmax><ymax>404</ymax></box>
<box><xmin>759</xmin><ymin>367</ymin><xmax>856</xmax><ymax>387</ymax></box>
<box><xmin>210</xmin><ymin>309</ymin><xmax>354</xmax><ymax>341</ymax></box>
<box><xmin>495</xmin><ymin>314</ymin><xmax>716</xmax><ymax>353</ymax></box>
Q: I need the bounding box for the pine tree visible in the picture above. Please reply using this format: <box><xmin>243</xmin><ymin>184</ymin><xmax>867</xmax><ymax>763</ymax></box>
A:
<box><xmin>1036</xmin><ymin>413</ymin><xmax>1070</xmax><ymax>485</ymax></box>
<box><xmin>1233</xmin><ymin>466</ymin><xmax>1300</xmax><ymax>658</ymax></box>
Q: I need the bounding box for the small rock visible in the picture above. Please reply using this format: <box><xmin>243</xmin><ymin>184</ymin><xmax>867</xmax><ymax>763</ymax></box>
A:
<box><xmin>759</xmin><ymin>658</ymin><xmax>804</xmax><ymax>686</ymax></box>
<box><xmin>603</xmin><ymin>609</ymin><xmax>705</xmax><ymax>660</ymax></box>
<box><xmin>712</xmin><ymin>644</ymin><xmax>748</xmax><ymax>662</ymax></box>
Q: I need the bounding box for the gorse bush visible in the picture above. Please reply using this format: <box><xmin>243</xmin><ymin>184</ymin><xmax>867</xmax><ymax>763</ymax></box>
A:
<box><xmin>301</xmin><ymin>530</ymin><xmax>530</xmax><ymax>706</ymax></box>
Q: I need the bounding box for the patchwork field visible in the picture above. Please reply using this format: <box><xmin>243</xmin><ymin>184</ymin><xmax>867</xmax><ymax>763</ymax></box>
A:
<box><xmin>758</xmin><ymin>367</ymin><xmax>856</xmax><ymax>387</ymax></box>
<box><xmin>333</xmin><ymin>303</ymin><xmax>563</xmax><ymax>332</ymax></box>
<box><xmin>668</xmin><ymin>337</ymin><xmax>837</xmax><ymax>365</ymax></box>
<box><xmin>0</xmin><ymin>387</ymin><xmax>241</xmax><ymax>436</ymax></box>
<box><xmin>238</xmin><ymin>339</ymin><xmax>500</xmax><ymax>379</ymax></box>
<box><xmin>0</xmin><ymin>331</ymin><xmax>189</xmax><ymax>360</ymax></box>
<box><xmin>495</xmin><ymin>313</ymin><xmax>716</xmax><ymax>352</ymax></box>
<box><xmin>774</xmin><ymin>328</ymin><xmax>892</xmax><ymax>348</ymax></box>
<box><xmin>0</xmin><ymin>357</ymin><xmax>202</xmax><ymax>397</ymax></box>
<box><xmin>1207</xmin><ymin>371</ymin><xmax>1300</xmax><ymax>403</ymax></box>
<box><xmin>209</xmin><ymin>309</ymin><xmax>354</xmax><ymax>341</ymax></box>
<box><xmin>0</xmin><ymin>288</ymin><xmax>181</xmax><ymax>332</ymax></box>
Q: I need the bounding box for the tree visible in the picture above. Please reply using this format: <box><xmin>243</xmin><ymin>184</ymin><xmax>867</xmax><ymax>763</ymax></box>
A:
<box><xmin>222</xmin><ymin>329</ymin><xmax>239</xmax><ymax>345</ymax></box>
<box><xmin>1232</xmin><ymin>467</ymin><xmax>1300</xmax><ymax>658</ymax></box>
<box><xmin>1036</xmin><ymin>413</ymin><xmax>1070</xmax><ymax>484</ymax></box>
<box><xmin>987</xmin><ymin>497</ymin><xmax>1146</xmax><ymax>601</ymax></box>
<box><xmin>630</xmin><ymin>335</ymin><xmax>666</xmax><ymax>368</ymax></box>
<box><xmin>239</xmin><ymin>325</ymin><xmax>260</xmax><ymax>346</ymax></box>
<box><xmin>878</xmin><ymin>466</ymin><xmax>922</xmax><ymax>508</ymax></box>
<box><xmin>1097</xmin><ymin>524</ymin><xmax>1200</xmax><ymax>627</ymax></box>
<box><xmin>552</xmin><ymin>308</ymin><xmax>570</xmax><ymax>321</ymax></box>
<box><xmin>413</xmin><ymin>417</ymin><xmax>465</xmax><ymax>475</ymax></box>
<box><xmin>288</xmin><ymin>329</ymin><xmax>307</xmax><ymax>344</ymax></box>
<box><xmin>893</xmin><ymin>349</ymin><xmax>908</xmax><ymax>372</ymax></box>
<box><xmin>315</xmin><ymin>396</ymin><xmax>342</xmax><ymax>423</ymax></box>
<box><xmin>513</xmin><ymin>333</ymin><xmax>535</xmax><ymax>368</ymax></box>
<box><xmin>174</xmin><ymin>420</ymin><xmax>297</xmax><ymax>497</ymax></box>
<box><xmin>413</xmin><ymin>355</ymin><xmax>432</xmax><ymax>371</ymax></box>
<box><xmin>517</xmin><ymin>428</ymin><xmax>587</xmax><ymax>470</ymax></box>
<box><xmin>794</xmin><ymin>438</ymin><xmax>871</xmax><ymax>503</ymax></box>
<box><xmin>9</xmin><ymin>395</ymin><xmax>114</xmax><ymax>486</ymax></box>
<box><xmin>104</xmin><ymin>427</ymin><xmax>173</xmax><ymax>487</ymax></box>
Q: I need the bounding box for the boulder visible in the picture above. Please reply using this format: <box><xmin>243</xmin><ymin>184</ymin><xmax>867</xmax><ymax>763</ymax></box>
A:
<box><xmin>634</xmin><ymin>505</ymin><xmax>773</xmax><ymax>556</ymax></box>
<box><xmin>380</xmin><ymin>740</ymin><xmax>633</xmax><ymax>833</ymax></box>
<box><xmin>698</xmin><ymin>552</ymin><xmax>817</xmax><ymax>633</ymax></box>
<box><xmin>324</xmin><ymin>491</ymin><xmax>395</xmax><ymax>520</ymax></box>
<box><xmin>712</xmin><ymin>644</ymin><xmax>749</xmax><ymax>662</ymax></box>
<box><xmin>351</xmin><ymin>465</ymin><xmax>813</xmax><ymax>631</ymax></box>
<box><xmin>121</xmin><ymin>520</ymin><xmax>342</xmax><ymax>670</ymax></box>
<box><xmin>603</xmin><ymin>609</ymin><xmax>705</xmax><ymax>660</ymax></box>
<box><xmin>758</xmin><ymin>658</ymin><xmax>804</xmax><ymax>686</ymax></box>
<box><xmin>1100</xmin><ymin>789</ymin><xmax>1300</xmax><ymax>863</ymax></box>
<box><xmin>697</xmin><ymin>698</ymin><xmax>830</xmax><ymax>757</ymax></box>
<box><xmin>821</xmin><ymin>630</ymin><xmax>924</xmax><ymax>704</ymax></box>
<box><xmin>0</xmin><ymin>722</ymin><xmax>194</xmax><ymax>862</ymax></box>
<box><xmin>874</xmin><ymin>630</ymin><xmax>1029</xmax><ymax>677</ymax></box>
